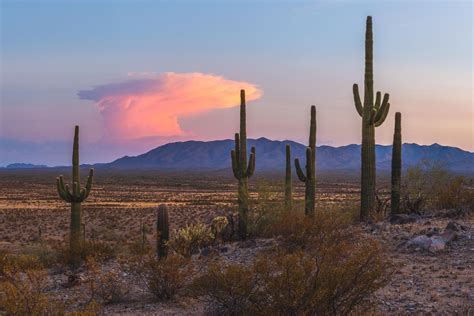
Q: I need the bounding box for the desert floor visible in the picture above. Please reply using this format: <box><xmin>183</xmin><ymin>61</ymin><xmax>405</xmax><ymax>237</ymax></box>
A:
<box><xmin>0</xmin><ymin>169</ymin><xmax>472</xmax><ymax>314</ymax></box>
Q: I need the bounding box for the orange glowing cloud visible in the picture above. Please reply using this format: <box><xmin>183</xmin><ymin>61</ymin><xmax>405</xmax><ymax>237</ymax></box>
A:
<box><xmin>78</xmin><ymin>72</ymin><xmax>262</xmax><ymax>140</ymax></box>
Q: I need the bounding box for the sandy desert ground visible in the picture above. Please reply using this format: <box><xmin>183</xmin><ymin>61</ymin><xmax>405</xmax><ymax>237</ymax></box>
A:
<box><xmin>0</xmin><ymin>169</ymin><xmax>472</xmax><ymax>314</ymax></box>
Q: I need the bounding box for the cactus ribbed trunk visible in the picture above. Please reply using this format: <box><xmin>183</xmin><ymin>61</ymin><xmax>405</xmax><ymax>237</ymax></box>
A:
<box><xmin>353</xmin><ymin>16</ymin><xmax>391</xmax><ymax>220</ymax></box>
<box><xmin>284</xmin><ymin>145</ymin><xmax>292</xmax><ymax>211</ymax></box>
<box><xmin>56</xmin><ymin>126</ymin><xmax>94</xmax><ymax>266</ymax></box>
<box><xmin>157</xmin><ymin>204</ymin><xmax>169</xmax><ymax>259</ymax></box>
<box><xmin>391</xmin><ymin>112</ymin><xmax>402</xmax><ymax>216</ymax></box>
<box><xmin>231</xmin><ymin>90</ymin><xmax>256</xmax><ymax>240</ymax></box>
<box><xmin>295</xmin><ymin>106</ymin><xmax>316</xmax><ymax>217</ymax></box>
<box><xmin>70</xmin><ymin>203</ymin><xmax>82</xmax><ymax>264</ymax></box>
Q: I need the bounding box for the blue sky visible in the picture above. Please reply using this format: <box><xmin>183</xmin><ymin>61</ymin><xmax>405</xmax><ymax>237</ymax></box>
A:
<box><xmin>1</xmin><ymin>0</ymin><xmax>472</xmax><ymax>165</ymax></box>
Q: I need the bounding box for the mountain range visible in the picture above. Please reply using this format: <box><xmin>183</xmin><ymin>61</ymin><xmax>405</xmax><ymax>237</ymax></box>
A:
<box><xmin>102</xmin><ymin>138</ymin><xmax>473</xmax><ymax>172</ymax></box>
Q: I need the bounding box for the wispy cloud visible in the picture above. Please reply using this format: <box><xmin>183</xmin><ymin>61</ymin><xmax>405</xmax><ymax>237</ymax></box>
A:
<box><xmin>78</xmin><ymin>72</ymin><xmax>262</xmax><ymax>140</ymax></box>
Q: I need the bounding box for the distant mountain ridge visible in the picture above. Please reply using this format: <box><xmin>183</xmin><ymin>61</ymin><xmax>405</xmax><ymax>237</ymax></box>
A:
<box><xmin>6</xmin><ymin>163</ymin><xmax>48</xmax><ymax>169</ymax></box>
<box><xmin>105</xmin><ymin>138</ymin><xmax>473</xmax><ymax>172</ymax></box>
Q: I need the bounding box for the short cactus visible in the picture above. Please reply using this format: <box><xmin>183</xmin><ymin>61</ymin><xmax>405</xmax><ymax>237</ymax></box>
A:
<box><xmin>391</xmin><ymin>112</ymin><xmax>402</xmax><ymax>216</ymax></box>
<box><xmin>353</xmin><ymin>16</ymin><xmax>390</xmax><ymax>220</ymax></box>
<box><xmin>284</xmin><ymin>145</ymin><xmax>292</xmax><ymax>211</ymax></box>
<box><xmin>294</xmin><ymin>106</ymin><xmax>316</xmax><ymax>216</ymax></box>
<box><xmin>231</xmin><ymin>90</ymin><xmax>256</xmax><ymax>240</ymax></box>
<box><xmin>156</xmin><ymin>204</ymin><xmax>169</xmax><ymax>259</ymax></box>
<box><xmin>56</xmin><ymin>126</ymin><xmax>94</xmax><ymax>266</ymax></box>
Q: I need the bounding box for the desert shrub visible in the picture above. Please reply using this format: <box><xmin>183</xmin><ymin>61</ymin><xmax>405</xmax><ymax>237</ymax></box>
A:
<box><xmin>402</xmin><ymin>160</ymin><xmax>449</xmax><ymax>212</ymax></box>
<box><xmin>260</xmin><ymin>207</ymin><xmax>354</xmax><ymax>253</ymax></box>
<box><xmin>193</xmin><ymin>239</ymin><xmax>389</xmax><ymax>315</ymax></box>
<box><xmin>66</xmin><ymin>300</ymin><xmax>102</xmax><ymax>315</ymax></box>
<box><xmin>128</xmin><ymin>224</ymin><xmax>153</xmax><ymax>257</ymax></box>
<box><xmin>26</xmin><ymin>242</ymin><xmax>61</xmax><ymax>268</ymax></box>
<box><xmin>168</xmin><ymin>224</ymin><xmax>214</xmax><ymax>257</ymax></box>
<box><xmin>55</xmin><ymin>240</ymin><xmax>118</xmax><ymax>265</ymax></box>
<box><xmin>436</xmin><ymin>176</ymin><xmax>470</xmax><ymax>210</ymax></box>
<box><xmin>134</xmin><ymin>254</ymin><xmax>190</xmax><ymax>300</ymax></box>
<box><xmin>84</xmin><ymin>257</ymin><xmax>128</xmax><ymax>305</ymax></box>
<box><xmin>0</xmin><ymin>252</ymin><xmax>41</xmax><ymax>277</ymax></box>
<box><xmin>191</xmin><ymin>262</ymin><xmax>260</xmax><ymax>315</ymax></box>
<box><xmin>0</xmin><ymin>257</ymin><xmax>63</xmax><ymax>315</ymax></box>
<box><xmin>247</xmin><ymin>184</ymin><xmax>285</xmax><ymax>238</ymax></box>
<box><xmin>403</xmin><ymin>160</ymin><xmax>473</xmax><ymax>212</ymax></box>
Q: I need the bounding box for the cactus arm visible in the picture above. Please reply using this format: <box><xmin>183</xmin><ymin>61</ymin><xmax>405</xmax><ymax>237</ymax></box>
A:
<box><xmin>83</xmin><ymin>168</ymin><xmax>94</xmax><ymax>199</ymax></box>
<box><xmin>246</xmin><ymin>147</ymin><xmax>255</xmax><ymax>177</ymax></box>
<box><xmin>231</xmin><ymin>150</ymin><xmax>240</xmax><ymax>179</ymax></box>
<box><xmin>374</xmin><ymin>91</ymin><xmax>381</xmax><ymax>110</ymax></box>
<box><xmin>58</xmin><ymin>176</ymin><xmax>73</xmax><ymax>201</ymax></box>
<box><xmin>79</xmin><ymin>168</ymin><xmax>94</xmax><ymax>200</ymax></box>
<box><xmin>369</xmin><ymin>108</ymin><xmax>378</xmax><ymax>125</ymax></box>
<box><xmin>353</xmin><ymin>84</ymin><xmax>363</xmax><ymax>117</ymax></box>
<box><xmin>294</xmin><ymin>158</ymin><xmax>307</xmax><ymax>182</ymax></box>
<box><xmin>57</xmin><ymin>177</ymin><xmax>72</xmax><ymax>202</ymax></box>
<box><xmin>374</xmin><ymin>93</ymin><xmax>389</xmax><ymax>123</ymax></box>
<box><xmin>374</xmin><ymin>102</ymin><xmax>390</xmax><ymax>127</ymax></box>
<box><xmin>231</xmin><ymin>133</ymin><xmax>241</xmax><ymax>179</ymax></box>
<box><xmin>234</xmin><ymin>133</ymin><xmax>240</xmax><ymax>163</ymax></box>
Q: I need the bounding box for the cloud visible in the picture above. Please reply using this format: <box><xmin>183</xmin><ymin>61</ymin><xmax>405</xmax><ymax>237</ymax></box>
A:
<box><xmin>78</xmin><ymin>72</ymin><xmax>262</xmax><ymax>140</ymax></box>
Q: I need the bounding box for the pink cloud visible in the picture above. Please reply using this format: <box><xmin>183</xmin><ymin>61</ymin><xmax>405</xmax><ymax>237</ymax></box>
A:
<box><xmin>78</xmin><ymin>72</ymin><xmax>262</xmax><ymax>140</ymax></box>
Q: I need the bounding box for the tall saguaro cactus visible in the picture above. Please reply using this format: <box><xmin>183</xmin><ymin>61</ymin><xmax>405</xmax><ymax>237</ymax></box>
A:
<box><xmin>56</xmin><ymin>126</ymin><xmax>94</xmax><ymax>265</ymax></box>
<box><xmin>353</xmin><ymin>16</ymin><xmax>391</xmax><ymax>220</ymax></box>
<box><xmin>284</xmin><ymin>145</ymin><xmax>292</xmax><ymax>211</ymax></box>
<box><xmin>156</xmin><ymin>204</ymin><xmax>169</xmax><ymax>259</ymax></box>
<box><xmin>295</xmin><ymin>106</ymin><xmax>316</xmax><ymax>216</ymax></box>
<box><xmin>391</xmin><ymin>112</ymin><xmax>402</xmax><ymax>216</ymax></box>
<box><xmin>231</xmin><ymin>90</ymin><xmax>256</xmax><ymax>240</ymax></box>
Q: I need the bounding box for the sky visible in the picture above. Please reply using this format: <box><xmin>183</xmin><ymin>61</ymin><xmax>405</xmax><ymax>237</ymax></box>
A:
<box><xmin>0</xmin><ymin>0</ymin><xmax>472</xmax><ymax>166</ymax></box>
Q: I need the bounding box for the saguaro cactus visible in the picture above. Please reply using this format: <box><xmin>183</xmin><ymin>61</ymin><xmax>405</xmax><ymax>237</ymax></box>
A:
<box><xmin>56</xmin><ymin>126</ymin><xmax>94</xmax><ymax>265</ymax></box>
<box><xmin>156</xmin><ymin>204</ymin><xmax>169</xmax><ymax>258</ymax></box>
<box><xmin>391</xmin><ymin>112</ymin><xmax>402</xmax><ymax>216</ymax></box>
<box><xmin>295</xmin><ymin>106</ymin><xmax>316</xmax><ymax>216</ymax></box>
<box><xmin>353</xmin><ymin>16</ymin><xmax>390</xmax><ymax>220</ymax></box>
<box><xmin>284</xmin><ymin>145</ymin><xmax>292</xmax><ymax>211</ymax></box>
<box><xmin>231</xmin><ymin>89</ymin><xmax>256</xmax><ymax>240</ymax></box>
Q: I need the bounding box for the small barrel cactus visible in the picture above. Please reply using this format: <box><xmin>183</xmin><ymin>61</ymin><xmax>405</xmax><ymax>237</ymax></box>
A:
<box><xmin>156</xmin><ymin>204</ymin><xmax>169</xmax><ymax>259</ymax></box>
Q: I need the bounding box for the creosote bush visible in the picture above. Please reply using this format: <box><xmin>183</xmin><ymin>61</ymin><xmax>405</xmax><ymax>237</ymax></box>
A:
<box><xmin>134</xmin><ymin>254</ymin><xmax>190</xmax><ymax>301</ymax></box>
<box><xmin>192</xmin><ymin>209</ymin><xmax>390</xmax><ymax>315</ymax></box>
<box><xmin>0</xmin><ymin>255</ymin><xmax>64</xmax><ymax>315</ymax></box>
<box><xmin>55</xmin><ymin>239</ymin><xmax>118</xmax><ymax>265</ymax></box>
<box><xmin>84</xmin><ymin>257</ymin><xmax>128</xmax><ymax>305</ymax></box>
<box><xmin>403</xmin><ymin>160</ymin><xmax>473</xmax><ymax>213</ymax></box>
